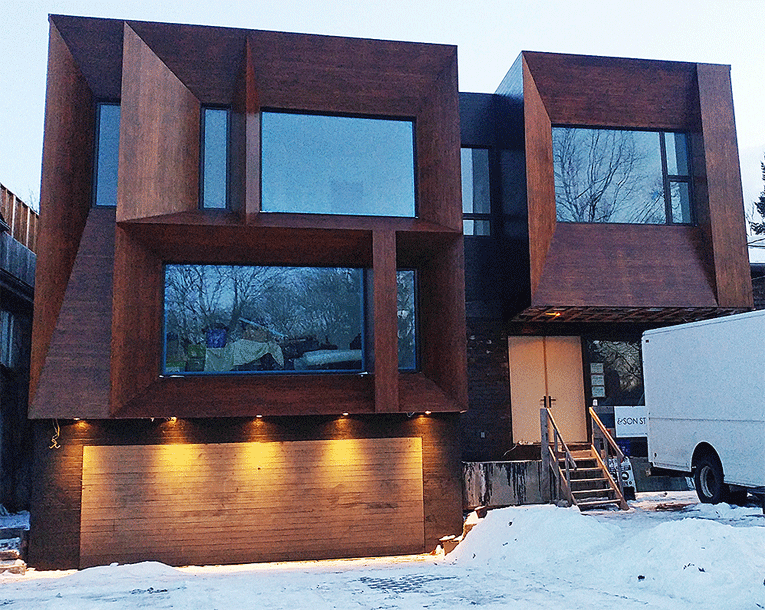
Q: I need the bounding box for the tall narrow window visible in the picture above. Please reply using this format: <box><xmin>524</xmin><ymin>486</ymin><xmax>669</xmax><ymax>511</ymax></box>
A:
<box><xmin>200</xmin><ymin>107</ymin><xmax>229</xmax><ymax>209</ymax></box>
<box><xmin>93</xmin><ymin>103</ymin><xmax>120</xmax><ymax>207</ymax></box>
<box><xmin>261</xmin><ymin>111</ymin><xmax>416</xmax><ymax>217</ymax></box>
<box><xmin>461</xmin><ymin>148</ymin><xmax>491</xmax><ymax>235</ymax></box>
<box><xmin>553</xmin><ymin>127</ymin><xmax>692</xmax><ymax>225</ymax></box>
<box><xmin>397</xmin><ymin>269</ymin><xmax>417</xmax><ymax>371</ymax></box>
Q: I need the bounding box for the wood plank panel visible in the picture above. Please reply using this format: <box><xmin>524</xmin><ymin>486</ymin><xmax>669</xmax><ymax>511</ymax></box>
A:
<box><xmin>109</xmin><ymin>225</ymin><xmax>163</xmax><ymax>414</ymax></box>
<box><xmin>524</xmin><ymin>51</ymin><xmax>699</xmax><ymax>130</ymax></box>
<box><xmin>696</xmin><ymin>63</ymin><xmax>753</xmax><ymax>308</ymax></box>
<box><xmin>117</xmin><ymin>24</ymin><xmax>200</xmax><ymax>221</ymax></box>
<box><xmin>80</xmin><ymin>438</ymin><xmax>424</xmax><ymax>567</ymax></box>
<box><xmin>31</xmin><ymin>21</ymin><xmax>95</xmax><ymax>401</ymax></box>
<box><xmin>231</xmin><ymin>38</ymin><xmax>259</xmax><ymax>217</ymax></box>
<box><xmin>373</xmin><ymin>230</ymin><xmax>398</xmax><ymax>412</ymax></box>
<box><xmin>30</xmin><ymin>209</ymin><xmax>115</xmax><ymax>419</ymax></box>
<box><xmin>523</xmin><ymin>57</ymin><xmax>556</xmax><ymax>297</ymax></box>
<box><xmin>532</xmin><ymin>224</ymin><xmax>718</xmax><ymax>308</ymax></box>
<box><xmin>415</xmin><ymin>51</ymin><xmax>462</xmax><ymax>230</ymax></box>
<box><xmin>417</xmin><ymin>236</ymin><xmax>468</xmax><ymax>410</ymax></box>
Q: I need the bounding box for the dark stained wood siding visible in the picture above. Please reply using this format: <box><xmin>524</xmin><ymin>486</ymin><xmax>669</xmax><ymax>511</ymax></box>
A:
<box><xmin>34</xmin><ymin>18</ymin><xmax>466</xmax><ymax>420</ymax></box>
<box><xmin>30</xmin><ymin>209</ymin><xmax>114</xmax><ymax>419</ymax></box>
<box><xmin>109</xmin><ymin>224</ymin><xmax>163</xmax><ymax>415</ymax></box>
<box><xmin>373</xmin><ymin>230</ymin><xmax>399</xmax><ymax>412</ymax></box>
<box><xmin>532</xmin><ymin>224</ymin><xmax>717</xmax><ymax>307</ymax></box>
<box><xmin>117</xmin><ymin>24</ymin><xmax>201</xmax><ymax>221</ymax></box>
<box><xmin>31</xmin><ymin>22</ymin><xmax>95</xmax><ymax>401</ymax></box>
<box><xmin>696</xmin><ymin>63</ymin><xmax>753</xmax><ymax>308</ymax></box>
<box><xmin>518</xmin><ymin>51</ymin><xmax>751</xmax><ymax>312</ymax></box>
<box><xmin>28</xmin><ymin>414</ymin><xmax>462</xmax><ymax>570</ymax></box>
<box><xmin>523</xmin><ymin>58</ymin><xmax>556</xmax><ymax>298</ymax></box>
<box><xmin>523</xmin><ymin>51</ymin><xmax>699</xmax><ymax>130</ymax></box>
<box><xmin>80</xmin><ymin>438</ymin><xmax>424</xmax><ymax>567</ymax></box>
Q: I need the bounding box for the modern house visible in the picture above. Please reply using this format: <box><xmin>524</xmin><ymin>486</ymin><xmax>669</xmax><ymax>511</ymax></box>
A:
<box><xmin>460</xmin><ymin>51</ymin><xmax>752</xmax><ymax>463</ymax></box>
<box><xmin>29</xmin><ymin>15</ymin><xmax>466</xmax><ymax>569</ymax></box>
<box><xmin>29</xmin><ymin>14</ymin><xmax>752</xmax><ymax>569</ymax></box>
<box><xmin>0</xmin><ymin>184</ymin><xmax>37</xmax><ymax>512</ymax></box>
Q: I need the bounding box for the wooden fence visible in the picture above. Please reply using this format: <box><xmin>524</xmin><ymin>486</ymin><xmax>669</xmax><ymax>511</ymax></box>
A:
<box><xmin>0</xmin><ymin>184</ymin><xmax>38</xmax><ymax>253</ymax></box>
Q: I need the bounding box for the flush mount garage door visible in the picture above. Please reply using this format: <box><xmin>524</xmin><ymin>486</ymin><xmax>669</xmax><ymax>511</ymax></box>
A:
<box><xmin>80</xmin><ymin>438</ymin><xmax>424</xmax><ymax>568</ymax></box>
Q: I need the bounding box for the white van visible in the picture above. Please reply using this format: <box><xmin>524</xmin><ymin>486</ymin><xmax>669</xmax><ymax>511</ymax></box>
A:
<box><xmin>642</xmin><ymin>310</ymin><xmax>765</xmax><ymax>504</ymax></box>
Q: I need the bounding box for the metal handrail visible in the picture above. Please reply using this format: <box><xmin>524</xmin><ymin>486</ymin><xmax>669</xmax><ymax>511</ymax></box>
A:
<box><xmin>540</xmin><ymin>407</ymin><xmax>577</xmax><ymax>506</ymax></box>
<box><xmin>588</xmin><ymin>407</ymin><xmax>626</xmax><ymax>497</ymax></box>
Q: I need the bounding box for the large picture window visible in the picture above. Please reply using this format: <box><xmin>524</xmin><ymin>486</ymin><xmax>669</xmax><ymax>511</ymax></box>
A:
<box><xmin>163</xmin><ymin>265</ymin><xmax>417</xmax><ymax>375</ymax></box>
<box><xmin>261</xmin><ymin>111</ymin><xmax>416</xmax><ymax>217</ymax></box>
<box><xmin>553</xmin><ymin>127</ymin><xmax>692</xmax><ymax>224</ymax></box>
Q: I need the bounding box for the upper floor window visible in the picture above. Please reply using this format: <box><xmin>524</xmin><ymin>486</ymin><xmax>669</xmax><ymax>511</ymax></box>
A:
<box><xmin>93</xmin><ymin>102</ymin><xmax>120</xmax><ymax>207</ymax></box>
<box><xmin>261</xmin><ymin>111</ymin><xmax>416</xmax><ymax>217</ymax></box>
<box><xmin>163</xmin><ymin>264</ymin><xmax>417</xmax><ymax>375</ymax></box>
<box><xmin>200</xmin><ymin>106</ymin><xmax>229</xmax><ymax>209</ymax></box>
<box><xmin>461</xmin><ymin>148</ymin><xmax>491</xmax><ymax>235</ymax></box>
<box><xmin>553</xmin><ymin>127</ymin><xmax>692</xmax><ymax>225</ymax></box>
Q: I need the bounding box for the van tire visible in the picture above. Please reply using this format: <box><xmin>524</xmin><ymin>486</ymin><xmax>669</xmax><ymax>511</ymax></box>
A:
<box><xmin>694</xmin><ymin>455</ymin><xmax>727</xmax><ymax>504</ymax></box>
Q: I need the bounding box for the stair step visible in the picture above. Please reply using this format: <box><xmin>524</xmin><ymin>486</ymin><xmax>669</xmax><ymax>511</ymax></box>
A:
<box><xmin>576</xmin><ymin>498</ymin><xmax>624</xmax><ymax>510</ymax></box>
<box><xmin>571</xmin><ymin>479</ymin><xmax>611</xmax><ymax>491</ymax></box>
<box><xmin>573</xmin><ymin>489</ymin><xmax>614</xmax><ymax>499</ymax></box>
<box><xmin>568</xmin><ymin>450</ymin><xmax>596</xmax><ymax>459</ymax></box>
<box><xmin>0</xmin><ymin>549</ymin><xmax>20</xmax><ymax>560</ymax></box>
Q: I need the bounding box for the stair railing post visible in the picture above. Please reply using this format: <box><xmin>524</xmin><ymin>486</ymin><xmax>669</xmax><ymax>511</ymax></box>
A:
<box><xmin>540</xmin><ymin>407</ymin><xmax>551</xmax><ymax>503</ymax></box>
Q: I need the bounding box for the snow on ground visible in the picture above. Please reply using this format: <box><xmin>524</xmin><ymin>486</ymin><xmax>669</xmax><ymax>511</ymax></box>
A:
<box><xmin>1</xmin><ymin>492</ymin><xmax>765</xmax><ymax>609</ymax></box>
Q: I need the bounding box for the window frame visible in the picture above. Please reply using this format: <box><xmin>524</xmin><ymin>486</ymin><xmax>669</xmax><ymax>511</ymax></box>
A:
<box><xmin>161</xmin><ymin>263</ymin><xmax>420</xmax><ymax>377</ymax></box>
<box><xmin>199</xmin><ymin>105</ymin><xmax>231</xmax><ymax>210</ymax></box>
<box><xmin>552</xmin><ymin>125</ymin><xmax>694</xmax><ymax>226</ymax></box>
<box><xmin>259</xmin><ymin>109</ymin><xmax>418</xmax><ymax>218</ymax></box>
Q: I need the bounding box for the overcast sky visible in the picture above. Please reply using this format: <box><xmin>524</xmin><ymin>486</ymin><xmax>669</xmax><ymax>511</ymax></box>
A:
<box><xmin>2</xmin><ymin>0</ymin><xmax>763</xmax><ymax>218</ymax></box>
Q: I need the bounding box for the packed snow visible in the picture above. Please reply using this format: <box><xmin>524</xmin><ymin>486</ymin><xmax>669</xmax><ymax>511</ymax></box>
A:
<box><xmin>2</xmin><ymin>492</ymin><xmax>765</xmax><ymax>609</ymax></box>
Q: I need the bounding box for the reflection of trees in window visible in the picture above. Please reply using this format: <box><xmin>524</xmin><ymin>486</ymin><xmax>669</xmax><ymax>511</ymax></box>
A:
<box><xmin>587</xmin><ymin>339</ymin><xmax>644</xmax><ymax>405</ymax></box>
<box><xmin>164</xmin><ymin>265</ymin><xmax>364</xmax><ymax>373</ymax></box>
<box><xmin>397</xmin><ymin>270</ymin><xmax>416</xmax><ymax>370</ymax></box>
<box><xmin>164</xmin><ymin>265</ymin><xmax>418</xmax><ymax>375</ymax></box>
<box><xmin>554</xmin><ymin>128</ymin><xmax>666</xmax><ymax>224</ymax></box>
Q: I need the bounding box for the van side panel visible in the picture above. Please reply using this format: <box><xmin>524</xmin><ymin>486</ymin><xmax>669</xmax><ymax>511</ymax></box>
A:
<box><xmin>643</xmin><ymin>310</ymin><xmax>765</xmax><ymax>487</ymax></box>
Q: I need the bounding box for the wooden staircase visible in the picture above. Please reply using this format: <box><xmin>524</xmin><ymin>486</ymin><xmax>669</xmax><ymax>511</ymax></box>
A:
<box><xmin>541</xmin><ymin>408</ymin><xmax>629</xmax><ymax>511</ymax></box>
<box><xmin>561</xmin><ymin>447</ymin><xmax>627</xmax><ymax>510</ymax></box>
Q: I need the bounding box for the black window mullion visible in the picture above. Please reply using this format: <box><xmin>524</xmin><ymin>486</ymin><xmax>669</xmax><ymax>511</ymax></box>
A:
<box><xmin>658</xmin><ymin>132</ymin><xmax>673</xmax><ymax>224</ymax></box>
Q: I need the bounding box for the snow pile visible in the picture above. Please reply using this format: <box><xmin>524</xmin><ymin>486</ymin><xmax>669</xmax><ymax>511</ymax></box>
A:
<box><xmin>2</xmin><ymin>494</ymin><xmax>765</xmax><ymax>608</ymax></box>
<box><xmin>450</xmin><ymin>504</ymin><xmax>619</xmax><ymax>566</ymax></box>
<box><xmin>451</xmin><ymin>503</ymin><xmax>765</xmax><ymax>608</ymax></box>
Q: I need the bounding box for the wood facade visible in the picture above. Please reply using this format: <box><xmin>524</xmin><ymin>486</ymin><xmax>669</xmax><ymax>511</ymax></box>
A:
<box><xmin>30</xmin><ymin>15</ymin><xmax>466</xmax><ymax>569</ymax></box>
<box><xmin>497</xmin><ymin>51</ymin><xmax>753</xmax><ymax>320</ymax></box>
<box><xmin>30</xmin><ymin>16</ymin><xmax>467</xmax><ymax>420</ymax></box>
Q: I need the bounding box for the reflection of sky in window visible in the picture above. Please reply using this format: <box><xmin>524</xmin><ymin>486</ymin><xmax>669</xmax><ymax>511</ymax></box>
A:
<box><xmin>261</xmin><ymin>112</ymin><xmax>415</xmax><ymax>217</ymax></box>
<box><xmin>553</xmin><ymin>128</ymin><xmax>667</xmax><ymax>224</ymax></box>
<box><xmin>664</xmin><ymin>132</ymin><xmax>689</xmax><ymax>176</ymax></box>
<box><xmin>94</xmin><ymin>104</ymin><xmax>120</xmax><ymax>207</ymax></box>
<box><xmin>202</xmin><ymin>108</ymin><xmax>228</xmax><ymax>209</ymax></box>
<box><xmin>461</xmin><ymin>148</ymin><xmax>490</xmax><ymax>215</ymax></box>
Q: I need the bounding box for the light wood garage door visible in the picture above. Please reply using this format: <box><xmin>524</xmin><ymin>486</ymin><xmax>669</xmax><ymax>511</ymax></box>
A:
<box><xmin>80</xmin><ymin>438</ymin><xmax>424</xmax><ymax>567</ymax></box>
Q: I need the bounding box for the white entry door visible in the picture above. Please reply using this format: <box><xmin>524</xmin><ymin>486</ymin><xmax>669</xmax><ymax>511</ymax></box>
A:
<box><xmin>508</xmin><ymin>336</ymin><xmax>587</xmax><ymax>444</ymax></box>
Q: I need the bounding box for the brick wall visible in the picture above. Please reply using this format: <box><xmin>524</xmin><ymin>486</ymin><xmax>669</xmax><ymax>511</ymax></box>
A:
<box><xmin>461</xmin><ymin>318</ymin><xmax>512</xmax><ymax>461</ymax></box>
